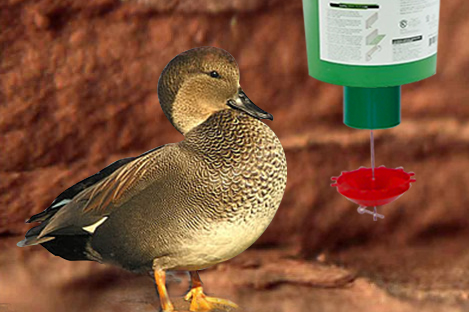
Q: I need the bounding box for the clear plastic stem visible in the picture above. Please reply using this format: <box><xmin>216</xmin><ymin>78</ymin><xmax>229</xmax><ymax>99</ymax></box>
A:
<box><xmin>357</xmin><ymin>205</ymin><xmax>384</xmax><ymax>220</ymax></box>
<box><xmin>370</xmin><ymin>130</ymin><xmax>375</xmax><ymax>180</ymax></box>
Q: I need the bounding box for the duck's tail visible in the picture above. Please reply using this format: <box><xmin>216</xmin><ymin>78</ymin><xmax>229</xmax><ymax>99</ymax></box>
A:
<box><xmin>17</xmin><ymin>221</ymin><xmax>94</xmax><ymax>261</ymax></box>
<box><xmin>17</xmin><ymin>221</ymin><xmax>56</xmax><ymax>247</ymax></box>
<box><xmin>17</xmin><ymin>236</ymin><xmax>55</xmax><ymax>247</ymax></box>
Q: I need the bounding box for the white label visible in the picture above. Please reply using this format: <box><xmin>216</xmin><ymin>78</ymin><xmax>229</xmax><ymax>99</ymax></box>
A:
<box><xmin>319</xmin><ymin>0</ymin><xmax>439</xmax><ymax>65</ymax></box>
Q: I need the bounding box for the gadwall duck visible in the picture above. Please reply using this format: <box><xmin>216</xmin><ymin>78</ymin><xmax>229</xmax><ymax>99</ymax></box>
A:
<box><xmin>18</xmin><ymin>46</ymin><xmax>287</xmax><ymax>312</ymax></box>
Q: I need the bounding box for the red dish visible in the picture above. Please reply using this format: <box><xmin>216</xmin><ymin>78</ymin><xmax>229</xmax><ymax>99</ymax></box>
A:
<box><xmin>331</xmin><ymin>166</ymin><xmax>416</xmax><ymax>207</ymax></box>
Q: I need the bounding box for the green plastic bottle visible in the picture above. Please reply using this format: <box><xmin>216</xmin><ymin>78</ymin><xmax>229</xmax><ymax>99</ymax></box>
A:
<box><xmin>302</xmin><ymin>0</ymin><xmax>440</xmax><ymax>129</ymax></box>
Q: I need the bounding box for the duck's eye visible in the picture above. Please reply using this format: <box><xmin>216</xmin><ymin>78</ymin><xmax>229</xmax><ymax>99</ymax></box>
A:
<box><xmin>209</xmin><ymin>71</ymin><xmax>220</xmax><ymax>78</ymax></box>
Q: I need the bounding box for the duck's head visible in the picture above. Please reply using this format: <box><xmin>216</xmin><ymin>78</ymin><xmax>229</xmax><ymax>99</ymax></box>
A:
<box><xmin>157</xmin><ymin>47</ymin><xmax>273</xmax><ymax>134</ymax></box>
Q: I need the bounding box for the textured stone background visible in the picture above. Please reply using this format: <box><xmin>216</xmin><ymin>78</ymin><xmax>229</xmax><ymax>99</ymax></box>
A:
<box><xmin>1</xmin><ymin>0</ymin><xmax>469</xmax><ymax>311</ymax></box>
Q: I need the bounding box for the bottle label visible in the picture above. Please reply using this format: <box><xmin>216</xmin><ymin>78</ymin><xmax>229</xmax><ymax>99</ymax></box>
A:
<box><xmin>319</xmin><ymin>0</ymin><xmax>440</xmax><ymax>66</ymax></box>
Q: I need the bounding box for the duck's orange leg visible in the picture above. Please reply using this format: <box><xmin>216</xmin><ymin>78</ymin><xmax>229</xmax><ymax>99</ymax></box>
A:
<box><xmin>154</xmin><ymin>269</ymin><xmax>174</xmax><ymax>312</ymax></box>
<box><xmin>184</xmin><ymin>271</ymin><xmax>238</xmax><ymax>311</ymax></box>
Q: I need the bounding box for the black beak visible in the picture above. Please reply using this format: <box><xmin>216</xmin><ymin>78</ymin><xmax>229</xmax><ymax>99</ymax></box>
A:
<box><xmin>227</xmin><ymin>88</ymin><xmax>273</xmax><ymax>121</ymax></box>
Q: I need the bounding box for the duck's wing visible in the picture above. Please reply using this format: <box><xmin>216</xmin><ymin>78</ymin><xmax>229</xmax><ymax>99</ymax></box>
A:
<box><xmin>18</xmin><ymin>144</ymin><xmax>171</xmax><ymax>248</ymax></box>
<box><xmin>26</xmin><ymin>157</ymin><xmax>135</xmax><ymax>224</ymax></box>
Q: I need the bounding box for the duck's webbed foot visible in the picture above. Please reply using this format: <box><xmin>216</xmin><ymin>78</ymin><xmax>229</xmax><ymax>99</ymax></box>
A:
<box><xmin>184</xmin><ymin>271</ymin><xmax>238</xmax><ymax>312</ymax></box>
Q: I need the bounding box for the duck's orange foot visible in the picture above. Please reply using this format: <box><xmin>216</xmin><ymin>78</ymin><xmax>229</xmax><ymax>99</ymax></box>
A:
<box><xmin>184</xmin><ymin>286</ymin><xmax>238</xmax><ymax>312</ymax></box>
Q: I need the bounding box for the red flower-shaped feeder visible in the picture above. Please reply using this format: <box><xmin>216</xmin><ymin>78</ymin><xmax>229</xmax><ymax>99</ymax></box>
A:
<box><xmin>331</xmin><ymin>166</ymin><xmax>416</xmax><ymax>221</ymax></box>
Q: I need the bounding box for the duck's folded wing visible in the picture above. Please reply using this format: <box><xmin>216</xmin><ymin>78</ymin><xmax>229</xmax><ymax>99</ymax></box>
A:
<box><xmin>26</xmin><ymin>157</ymin><xmax>136</xmax><ymax>224</ymax></box>
<box><xmin>19</xmin><ymin>144</ymin><xmax>172</xmax><ymax>247</ymax></box>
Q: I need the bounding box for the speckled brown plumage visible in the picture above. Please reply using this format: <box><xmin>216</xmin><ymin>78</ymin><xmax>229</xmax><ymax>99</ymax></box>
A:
<box><xmin>89</xmin><ymin>108</ymin><xmax>286</xmax><ymax>272</ymax></box>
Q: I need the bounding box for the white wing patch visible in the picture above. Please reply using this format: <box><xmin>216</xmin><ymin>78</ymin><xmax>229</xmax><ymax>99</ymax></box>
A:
<box><xmin>82</xmin><ymin>217</ymin><xmax>109</xmax><ymax>234</ymax></box>
<box><xmin>51</xmin><ymin>199</ymin><xmax>72</xmax><ymax>208</ymax></box>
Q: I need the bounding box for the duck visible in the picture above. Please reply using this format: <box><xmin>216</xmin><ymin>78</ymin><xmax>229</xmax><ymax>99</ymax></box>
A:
<box><xmin>18</xmin><ymin>46</ymin><xmax>287</xmax><ymax>312</ymax></box>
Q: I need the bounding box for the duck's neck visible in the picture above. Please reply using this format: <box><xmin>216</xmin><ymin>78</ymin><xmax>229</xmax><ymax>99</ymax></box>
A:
<box><xmin>170</xmin><ymin>98</ymin><xmax>214</xmax><ymax>134</ymax></box>
<box><xmin>182</xmin><ymin>109</ymin><xmax>274</xmax><ymax>160</ymax></box>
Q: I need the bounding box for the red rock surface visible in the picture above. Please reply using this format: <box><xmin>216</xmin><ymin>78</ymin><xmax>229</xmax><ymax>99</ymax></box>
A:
<box><xmin>1</xmin><ymin>0</ymin><xmax>469</xmax><ymax>311</ymax></box>
<box><xmin>2</xmin><ymin>237</ymin><xmax>468</xmax><ymax>312</ymax></box>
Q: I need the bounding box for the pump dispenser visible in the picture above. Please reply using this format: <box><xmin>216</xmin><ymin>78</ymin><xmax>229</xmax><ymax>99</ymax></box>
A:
<box><xmin>303</xmin><ymin>0</ymin><xmax>440</xmax><ymax>219</ymax></box>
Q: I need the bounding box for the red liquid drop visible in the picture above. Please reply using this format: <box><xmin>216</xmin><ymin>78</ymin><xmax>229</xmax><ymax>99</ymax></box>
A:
<box><xmin>331</xmin><ymin>167</ymin><xmax>416</xmax><ymax>207</ymax></box>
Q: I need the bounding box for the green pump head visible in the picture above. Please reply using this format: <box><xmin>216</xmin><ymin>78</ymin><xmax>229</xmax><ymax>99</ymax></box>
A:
<box><xmin>344</xmin><ymin>86</ymin><xmax>401</xmax><ymax>130</ymax></box>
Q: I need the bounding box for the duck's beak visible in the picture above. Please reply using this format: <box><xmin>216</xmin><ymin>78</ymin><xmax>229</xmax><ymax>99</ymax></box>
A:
<box><xmin>227</xmin><ymin>88</ymin><xmax>273</xmax><ymax>121</ymax></box>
